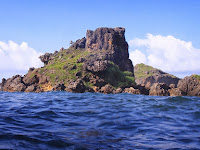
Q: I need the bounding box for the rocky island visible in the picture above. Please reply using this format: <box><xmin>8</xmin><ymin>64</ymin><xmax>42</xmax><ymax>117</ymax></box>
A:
<box><xmin>1</xmin><ymin>27</ymin><xmax>200</xmax><ymax>97</ymax></box>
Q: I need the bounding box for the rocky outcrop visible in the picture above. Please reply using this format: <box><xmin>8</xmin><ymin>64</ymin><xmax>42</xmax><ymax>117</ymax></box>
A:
<box><xmin>134</xmin><ymin>63</ymin><xmax>180</xmax><ymax>89</ymax></box>
<box><xmin>177</xmin><ymin>75</ymin><xmax>200</xmax><ymax>96</ymax></box>
<box><xmin>168</xmin><ymin>88</ymin><xmax>184</xmax><ymax>96</ymax></box>
<box><xmin>66</xmin><ymin>79</ymin><xmax>85</xmax><ymax>93</ymax></box>
<box><xmin>85</xmin><ymin>27</ymin><xmax>133</xmax><ymax>73</ymax></box>
<box><xmin>83</xmin><ymin>60</ymin><xmax>109</xmax><ymax>72</ymax></box>
<box><xmin>70</xmin><ymin>37</ymin><xmax>86</xmax><ymax>49</ymax></box>
<box><xmin>39</xmin><ymin>53</ymin><xmax>53</xmax><ymax>65</ymax></box>
<box><xmin>149</xmin><ymin>83</ymin><xmax>170</xmax><ymax>96</ymax></box>
<box><xmin>100</xmin><ymin>84</ymin><xmax>114</xmax><ymax>94</ymax></box>
<box><xmin>124</xmin><ymin>87</ymin><xmax>141</xmax><ymax>94</ymax></box>
<box><xmin>1</xmin><ymin>75</ymin><xmax>26</xmax><ymax>92</ymax></box>
<box><xmin>52</xmin><ymin>83</ymin><xmax>66</xmax><ymax>91</ymax></box>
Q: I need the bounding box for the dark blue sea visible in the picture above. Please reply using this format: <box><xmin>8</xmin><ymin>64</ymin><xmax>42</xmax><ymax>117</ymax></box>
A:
<box><xmin>0</xmin><ymin>92</ymin><xmax>200</xmax><ymax>150</ymax></box>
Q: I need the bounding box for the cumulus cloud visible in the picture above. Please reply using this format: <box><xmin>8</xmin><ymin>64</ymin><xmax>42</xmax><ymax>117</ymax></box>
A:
<box><xmin>0</xmin><ymin>41</ymin><xmax>43</xmax><ymax>79</ymax></box>
<box><xmin>129</xmin><ymin>49</ymin><xmax>147</xmax><ymax>65</ymax></box>
<box><xmin>129</xmin><ymin>34</ymin><xmax>200</xmax><ymax>77</ymax></box>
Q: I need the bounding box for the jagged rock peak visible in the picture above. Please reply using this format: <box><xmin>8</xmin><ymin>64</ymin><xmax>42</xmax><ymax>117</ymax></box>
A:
<box><xmin>85</xmin><ymin>27</ymin><xmax>127</xmax><ymax>51</ymax></box>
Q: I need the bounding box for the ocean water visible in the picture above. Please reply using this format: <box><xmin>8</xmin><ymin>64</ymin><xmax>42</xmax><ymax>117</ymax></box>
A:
<box><xmin>0</xmin><ymin>92</ymin><xmax>200</xmax><ymax>150</ymax></box>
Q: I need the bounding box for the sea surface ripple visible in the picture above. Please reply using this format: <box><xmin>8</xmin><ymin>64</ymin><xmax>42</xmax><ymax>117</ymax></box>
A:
<box><xmin>0</xmin><ymin>91</ymin><xmax>200</xmax><ymax>150</ymax></box>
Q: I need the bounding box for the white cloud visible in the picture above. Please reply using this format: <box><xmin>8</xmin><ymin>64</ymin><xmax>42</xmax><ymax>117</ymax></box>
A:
<box><xmin>129</xmin><ymin>49</ymin><xmax>146</xmax><ymax>65</ymax></box>
<box><xmin>129</xmin><ymin>34</ymin><xmax>200</xmax><ymax>77</ymax></box>
<box><xmin>0</xmin><ymin>41</ymin><xmax>43</xmax><ymax>80</ymax></box>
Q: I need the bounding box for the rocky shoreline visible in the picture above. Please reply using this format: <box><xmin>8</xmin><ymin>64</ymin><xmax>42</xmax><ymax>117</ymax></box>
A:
<box><xmin>1</xmin><ymin>27</ymin><xmax>200</xmax><ymax>97</ymax></box>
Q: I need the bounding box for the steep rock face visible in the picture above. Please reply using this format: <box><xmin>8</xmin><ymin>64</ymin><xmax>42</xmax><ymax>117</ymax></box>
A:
<box><xmin>177</xmin><ymin>75</ymin><xmax>200</xmax><ymax>96</ymax></box>
<box><xmin>134</xmin><ymin>63</ymin><xmax>180</xmax><ymax>89</ymax></box>
<box><xmin>85</xmin><ymin>27</ymin><xmax>133</xmax><ymax>73</ymax></box>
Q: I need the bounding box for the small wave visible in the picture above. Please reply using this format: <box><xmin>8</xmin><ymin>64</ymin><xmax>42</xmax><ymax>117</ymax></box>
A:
<box><xmin>36</xmin><ymin>110</ymin><xmax>57</xmax><ymax>116</ymax></box>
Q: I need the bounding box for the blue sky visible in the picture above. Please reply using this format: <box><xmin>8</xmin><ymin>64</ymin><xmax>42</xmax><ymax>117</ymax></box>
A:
<box><xmin>0</xmin><ymin>0</ymin><xmax>200</xmax><ymax>79</ymax></box>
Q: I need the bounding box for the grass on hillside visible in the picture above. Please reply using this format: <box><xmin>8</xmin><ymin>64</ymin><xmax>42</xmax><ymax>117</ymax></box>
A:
<box><xmin>134</xmin><ymin>63</ymin><xmax>177</xmax><ymax>79</ymax></box>
<box><xmin>29</xmin><ymin>48</ymin><xmax>136</xmax><ymax>89</ymax></box>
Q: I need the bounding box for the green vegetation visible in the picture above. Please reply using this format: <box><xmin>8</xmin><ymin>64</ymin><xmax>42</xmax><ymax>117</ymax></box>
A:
<box><xmin>134</xmin><ymin>63</ymin><xmax>177</xmax><ymax>79</ymax></box>
<box><xmin>103</xmin><ymin>62</ymin><xmax>135</xmax><ymax>88</ymax></box>
<box><xmin>192</xmin><ymin>74</ymin><xmax>200</xmax><ymax>81</ymax></box>
<box><xmin>30</xmin><ymin>47</ymin><xmax>136</xmax><ymax>89</ymax></box>
<box><xmin>39</xmin><ymin>49</ymin><xmax>92</xmax><ymax>85</ymax></box>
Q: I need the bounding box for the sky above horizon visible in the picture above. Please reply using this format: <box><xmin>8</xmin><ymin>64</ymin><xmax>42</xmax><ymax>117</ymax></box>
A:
<box><xmin>0</xmin><ymin>0</ymin><xmax>200</xmax><ymax>80</ymax></box>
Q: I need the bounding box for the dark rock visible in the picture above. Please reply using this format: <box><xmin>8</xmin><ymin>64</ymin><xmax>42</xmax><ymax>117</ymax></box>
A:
<box><xmin>124</xmin><ymin>87</ymin><xmax>141</xmax><ymax>94</ymax></box>
<box><xmin>177</xmin><ymin>75</ymin><xmax>200</xmax><ymax>96</ymax></box>
<box><xmin>83</xmin><ymin>60</ymin><xmax>109</xmax><ymax>72</ymax></box>
<box><xmin>77</xmin><ymin>57</ymin><xmax>86</xmax><ymax>63</ymax></box>
<box><xmin>28</xmin><ymin>67</ymin><xmax>35</xmax><ymax>72</ymax></box>
<box><xmin>60</xmin><ymin>47</ymin><xmax>64</xmax><ymax>51</ymax></box>
<box><xmin>92</xmin><ymin>86</ymin><xmax>100</xmax><ymax>93</ymax></box>
<box><xmin>66</xmin><ymin>79</ymin><xmax>85</xmax><ymax>93</ymax></box>
<box><xmin>89</xmin><ymin>75</ymin><xmax>106</xmax><ymax>87</ymax></box>
<box><xmin>169</xmin><ymin>88</ymin><xmax>185</xmax><ymax>96</ymax></box>
<box><xmin>39</xmin><ymin>53</ymin><xmax>53</xmax><ymax>65</ymax></box>
<box><xmin>149</xmin><ymin>83</ymin><xmax>170</xmax><ymax>96</ymax></box>
<box><xmin>75</xmin><ymin>72</ymin><xmax>82</xmax><ymax>77</ymax></box>
<box><xmin>85</xmin><ymin>27</ymin><xmax>133</xmax><ymax>73</ymax></box>
<box><xmin>2</xmin><ymin>75</ymin><xmax>27</xmax><ymax>92</ymax></box>
<box><xmin>15</xmin><ymin>83</ymin><xmax>27</xmax><ymax>92</ymax></box>
<box><xmin>70</xmin><ymin>65</ymin><xmax>76</xmax><ymax>70</ymax></box>
<box><xmin>25</xmin><ymin>85</ymin><xmax>37</xmax><ymax>92</ymax></box>
<box><xmin>134</xmin><ymin>84</ymin><xmax>149</xmax><ymax>95</ymax></box>
<box><xmin>63</xmin><ymin>64</ymin><xmax>68</xmax><ymax>70</ymax></box>
<box><xmin>113</xmin><ymin>88</ymin><xmax>123</xmax><ymax>94</ymax></box>
<box><xmin>35</xmin><ymin>86</ymin><xmax>43</xmax><ymax>93</ymax></box>
<box><xmin>38</xmin><ymin>75</ymin><xmax>49</xmax><ymax>84</ymax></box>
<box><xmin>1</xmin><ymin>78</ymin><xmax>6</xmax><ymax>90</ymax></box>
<box><xmin>70</xmin><ymin>55</ymin><xmax>75</xmax><ymax>58</ymax></box>
<box><xmin>85</xmin><ymin>87</ymin><xmax>95</xmax><ymax>93</ymax></box>
<box><xmin>100</xmin><ymin>84</ymin><xmax>114</xmax><ymax>94</ymax></box>
<box><xmin>23</xmin><ymin>75</ymin><xmax>39</xmax><ymax>86</ymax></box>
<box><xmin>52</xmin><ymin>83</ymin><xmax>66</xmax><ymax>91</ymax></box>
<box><xmin>70</xmin><ymin>37</ymin><xmax>86</xmax><ymax>49</ymax></box>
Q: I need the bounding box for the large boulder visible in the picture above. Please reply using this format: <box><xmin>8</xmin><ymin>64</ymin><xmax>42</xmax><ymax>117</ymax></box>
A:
<box><xmin>66</xmin><ymin>79</ymin><xmax>85</xmax><ymax>93</ymax></box>
<box><xmin>70</xmin><ymin>37</ymin><xmax>86</xmax><ymax>49</ymax></box>
<box><xmin>100</xmin><ymin>84</ymin><xmax>114</xmax><ymax>94</ymax></box>
<box><xmin>124</xmin><ymin>87</ymin><xmax>141</xmax><ymax>94</ymax></box>
<box><xmin>149</xmin><ymin>83</ymin><xmax>170</xmax><ymax>96</ymax></box>
<box><xmin>177</xmin><ymin>75</ymin><xmax>200</xmax><ymax>96</ymax></box>
<box><xmin>83</xmin><ymin>60</ymin><xmax>110</xmax><ymax>72</ymax></box>
<box><xmin>39</xmin><ymin>53</ymin><xmax>53</xmax><ymax>65</ymax></box>
<box><xmin>168</xmin><ymin>88</ymin><xmax>184</xmax><ymax>96</ymax></box>
<box><xmin>25</xmin><ymin>85</ymin><xmax>38</xmax><ymax>92</ymax></box>
<box><xmin>52</xmin><ymin>83</ymin><xmax>66</xmax><ymax>91</ymax></box>
<box><xmin>23</xmin><ymin>74</ymin><xmax>39</xmax><ymax>86</ymax></box>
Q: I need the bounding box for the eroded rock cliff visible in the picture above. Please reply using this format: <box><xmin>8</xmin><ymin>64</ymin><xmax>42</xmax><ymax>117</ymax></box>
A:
<box><xmin>1</xmin><ymin>27</ymin><xmax>135</xmax><ymax>93</ymax></box>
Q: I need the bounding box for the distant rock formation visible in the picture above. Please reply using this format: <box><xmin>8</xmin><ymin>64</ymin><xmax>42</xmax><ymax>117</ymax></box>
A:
<box><xmin>134</xmin><ymin>63</ymin><xmax>180</xmax><ymax>89</ymax></box>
